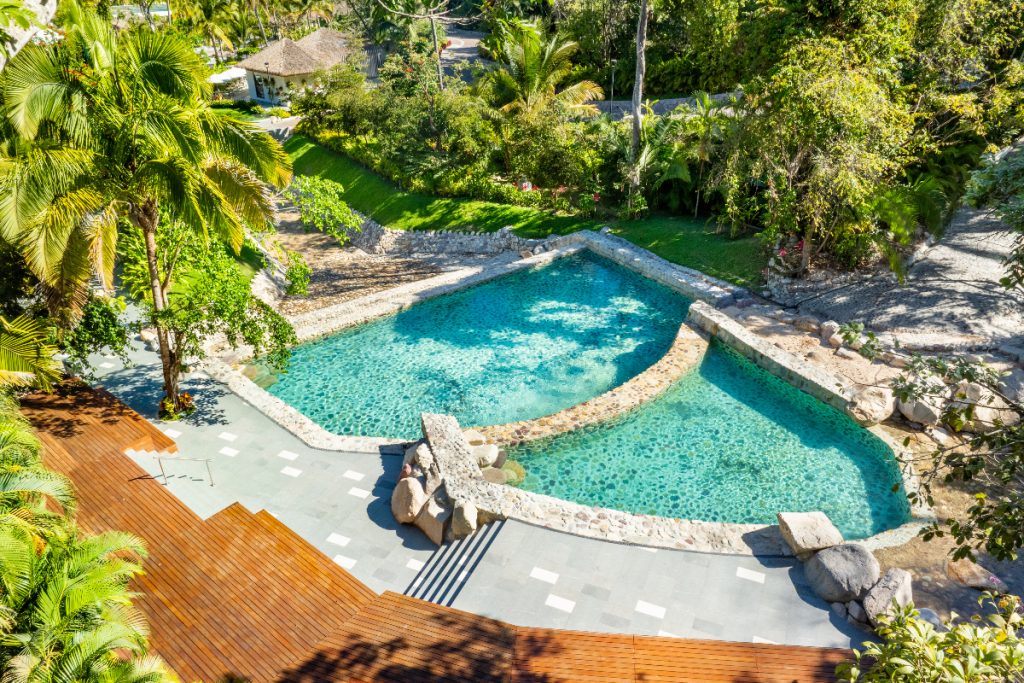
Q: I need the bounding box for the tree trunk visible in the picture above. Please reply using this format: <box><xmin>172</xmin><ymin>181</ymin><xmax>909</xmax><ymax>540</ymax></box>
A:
<box><xmin>133</xmin><ymin>199</ymin><xmax>180</xmax><ymax>413</ymax></box>
<box><xmin>430</xmin><ymin>15</ymin><xmax>445</xmax><ymax>91</ymax></box>
<box><xmin>255</xmin><ymin>7</ymin><xmax>269</xmax><ymax>44</ymax></box>
<box><xmin>629</xmin><ymin>0</ymin><xmax>650</xmax><ymax>210</ymax></box>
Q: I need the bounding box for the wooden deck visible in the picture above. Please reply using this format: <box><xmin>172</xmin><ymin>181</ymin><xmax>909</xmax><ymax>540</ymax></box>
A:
<box><xmin>22</xmin><ymin>385</ymin><xmax>851</xmax><ymax>683</ymax></box>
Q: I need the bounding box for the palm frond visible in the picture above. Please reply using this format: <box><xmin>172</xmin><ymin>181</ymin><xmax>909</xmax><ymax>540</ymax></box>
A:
<box><xmin>0</xmin><ymin>315</ymin><xmax>60</xmax><ymax>389</ymax></box>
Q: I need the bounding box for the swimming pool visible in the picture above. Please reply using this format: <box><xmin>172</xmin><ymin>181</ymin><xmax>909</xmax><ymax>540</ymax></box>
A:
<box><xmin>259</xmin><ymin>252</ymin><xmax>691</xmax><ymax>439</ymax></box>
<box><xmin>511</xmin><ymin>340</ymin><xmax>911</xmax><ymax>539</ymax></box>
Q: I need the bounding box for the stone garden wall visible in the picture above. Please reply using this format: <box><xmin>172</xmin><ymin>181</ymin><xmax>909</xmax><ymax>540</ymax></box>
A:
<box><xmin>350</xmin><ymin>216</ymin><xmax>544</xmax><ymax>257</ymax></box>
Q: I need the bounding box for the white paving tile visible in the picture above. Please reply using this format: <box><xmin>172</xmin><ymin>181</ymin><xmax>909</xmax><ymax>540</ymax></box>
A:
<box><xmin>162</xmin><ymin>427</ymin><xmax>181</xmax><ymax>439</ymax></box>
<box><xmin>99</xmin><ymin>361</ymin><xmax>115</xmax><ymax>369</ymax></box>
<box><xmin>218</xmin><ymin>446</ymin><xmax>238</xmax><ymax>457</ymax></box>
<box><xmin>640</xmin><ymin>547</ymin><xmax>658</xmax><ymax>553</ymax></box>
<box><xmin>657</xmin><ymin>630</ymin><xmax>680</xmax><ymax>638</ymax></box>
<box><xmin>752</xmin><ymin>636</ymin><xmax>778</xmax><ymax>644</ymax></box>
<box><xmin>326</xmin><ymin>533</ymin><xmax>350</xmax><ymax>547</ymax></box>
<box><xmin>544</xmin><ymin>594</ymin><xmax>575</xmax><ymax>613</ymax></box>
<box><xmin>276</xmin><ymin>449</ymin><xmax>299</xmax><ymax>461</ymax></box>
<box><xmin>217</xmin><ymin>431</ymin><xmax>238</xmax><ymax>442</ymax></box>
<box><xmin>635</xmin><ymin>600</ymin><xmax>667</xmax><ymax>619</ymax></box>
<box><xmin>280</xmin><ymin>466</ymin><xmax>302</xmax><ymax>477</ymax></box>
<box><xmin>347</xmin><ymin>487</ymin><xmax>371</xmax><ymax>499</ymax></box>
<box><xmin>332</xmin><ymin>554</ymin><xmax>357</xmax><ymax>570</ymax></box>
<box><xmin>342</xmin><ymin>470</ymin><xmax>365</xmax><ymax>481</ymax></box>
<box><xmin>406</xmin><ymin>558</ymin><xmax>425</xmax><ymax>571</ymax></box>
<box><xmin>529</xmin><ymin>567</ymin><xmax>559</xmax><ymax>585</ymax></box>
<box><xmin>736</xmin><ymin>567</ymin><xmax>766</xmax><ymax>584</ymax></box>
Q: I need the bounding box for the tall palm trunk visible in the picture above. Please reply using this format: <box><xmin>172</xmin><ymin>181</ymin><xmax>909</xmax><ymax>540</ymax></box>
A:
<box><xmin>131</xmin><ymin>199</ymin><xmax>180</xmax><ymax>412</ymax></box>
<box><xmin>629</xmin><ymin>0</ymin><xmax>650</xmax><ymax>211</ymax></box>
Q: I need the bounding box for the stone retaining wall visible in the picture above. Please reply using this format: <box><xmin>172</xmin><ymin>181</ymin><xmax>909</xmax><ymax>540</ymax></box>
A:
<box><xmin>350</xmin><ymin>215</ymin><xmax>544</xmax><ymax>257</ymax></box>
<box><xmin>687</xmin><ymin>302</ymin><xmax>854</xmax><ymax>411</ymax></box>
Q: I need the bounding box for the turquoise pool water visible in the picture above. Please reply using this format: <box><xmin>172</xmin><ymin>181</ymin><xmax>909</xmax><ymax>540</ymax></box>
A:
<box><xmin>263</xmin><ymin>252</ymin><xmax>691</xmax><ymax>438</ymax></box>
<box><xmin>512</xmin><ymin>340</ymin><xmax>911</xmax><ymax>539</ymax></box>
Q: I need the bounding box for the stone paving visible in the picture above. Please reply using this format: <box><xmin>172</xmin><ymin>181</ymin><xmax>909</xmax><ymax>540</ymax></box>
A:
<box><xmin>91</xmin><ymin>342</ymin><xmax>864</xmax><ymax>649</ymax></box>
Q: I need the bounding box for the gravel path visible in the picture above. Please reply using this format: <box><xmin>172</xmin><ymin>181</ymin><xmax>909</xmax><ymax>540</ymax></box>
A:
<box><xmin>792</xmin><ymin>206</ymin><xmax>1024</xmax><ymax>347</ymax></box>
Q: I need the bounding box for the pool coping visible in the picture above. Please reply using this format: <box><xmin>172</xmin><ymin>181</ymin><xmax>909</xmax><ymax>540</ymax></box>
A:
<box><xmin>202</xmin><ymin>230</ymin><xmax>932</xmax><ymax>555</ymax></box>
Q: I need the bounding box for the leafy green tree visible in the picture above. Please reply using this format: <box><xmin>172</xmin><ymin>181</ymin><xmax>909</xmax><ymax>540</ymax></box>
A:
<box><xmin>0</xmin><ymin>1</ymin><xmax>291</xmax><ymax>413</ymax></box>
<box><xmin>837</xmin><ymin>594</ymin><xmax>1024</xmax><ymax>682</ymax></box>
<box><xmin>713</xmin><ymin>38</ymin><xmax>913</xmax><ymax>271</ymax></box>
<box><xmin>0</xmin><ymin>525</ymin><xmax>170</xmax><ymax>683</ymax></box>
<box><xmin>118</xmin><ymin>222</ymin><xmax>296</xmax><ymax>418</ymax></box>
<box><xmin>483</xmin><ymin>22</ymin><xmax>603</xmax><ymax>119</ymax></box>
<box><xmin>290</xmin><ymin>176</ymin><xmax>363</xmax><ymax>244</ymax></box>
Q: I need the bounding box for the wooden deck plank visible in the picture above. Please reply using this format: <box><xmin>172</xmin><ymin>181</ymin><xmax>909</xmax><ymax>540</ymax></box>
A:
<box><xmin>23</xmin><ymin>385</ymin><xmax>852</xmax><ymax>683</ymax></box>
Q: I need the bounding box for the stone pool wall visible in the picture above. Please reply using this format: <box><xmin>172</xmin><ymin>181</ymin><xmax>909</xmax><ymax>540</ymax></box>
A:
<box><xmin>350</xmin><ymin>219</ymin><xmax>544</xmax><ymax>257</ymax></box>
<box><xmin>478</xmin><ymin>323</ymin><xmax>709</xmax><ymax>445</ymax></box>
<box><xmin>687</xmin><ymin>302</ymin><xmax>854</xmax><ymax>412</ymax></box>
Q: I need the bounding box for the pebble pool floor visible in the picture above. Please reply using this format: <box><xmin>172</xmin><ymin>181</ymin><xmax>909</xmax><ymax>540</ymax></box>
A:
<box><xmin>260</xmin><ymin>251</ymin><xmax>691</xmax><ymax>439</ymax></box>
<box><xmin>512</xmin><ymin>339</ymin><xmax>912</xmax><ymax>539</ymax></box>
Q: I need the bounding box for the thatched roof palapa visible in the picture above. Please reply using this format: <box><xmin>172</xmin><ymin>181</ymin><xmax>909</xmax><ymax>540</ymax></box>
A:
<box><xmin>237</xmin><ymin>29</ymin><xmax>354</xmax><ymax>77</ymax></box>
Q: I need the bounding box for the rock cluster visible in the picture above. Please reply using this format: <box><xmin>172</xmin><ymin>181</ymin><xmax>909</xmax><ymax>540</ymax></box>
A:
<box><xmin>777</xmin><ymin>511</ymin><xmax>913</xmax><ymax>632</ymax></box>
<box><xmin>390</xmin><ymin>426</ymin><xmax>514</xmax><ymax>545</ymax></box>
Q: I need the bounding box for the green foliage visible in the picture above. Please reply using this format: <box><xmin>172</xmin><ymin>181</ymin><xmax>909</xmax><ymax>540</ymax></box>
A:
<box><xmin>0</xmin><ymin>315</ymin><xmax>60</xmax><ymax>390</ymax></box>
<box><xmin>290</xmin><ymin>176</ymin><xmax>363</xmax><ymax>245</ymax></box>
<box><xmin>118</xmin><ymin>220</ymin><xmax>297</xmax><ymax>381</ymax></box>
<box><xmin>714</xmin><ymin>38</ymin><xmax>914</xmax><ymax>269</ymax></box>
<box><xmin>284</xmin><ymin>250</ymin><xmax>312</xmax><ymax>296</ymax></box>
<box><xmin>0</xmin><ymin>0</ymin><xmax>34</xmax><ymax>60</ymax></box>
<box><xmin>56</xmin><ymin>296</ymin><xmax>133</xmax><ymax>380</ymax></box>
<box><xmin>837</xmin><ymin>594</ymin><xmax>1024</xmax><ymax>682</ymax></box>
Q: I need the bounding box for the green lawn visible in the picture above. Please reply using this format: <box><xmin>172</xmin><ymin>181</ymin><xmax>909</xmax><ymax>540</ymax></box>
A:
<box><xmin>283</xmin><ymin>135</ymin><xmax>765</xmax><ymax>287</ymax></box>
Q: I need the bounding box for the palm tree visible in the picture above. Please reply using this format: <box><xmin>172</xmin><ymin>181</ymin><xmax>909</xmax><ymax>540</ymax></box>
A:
<box><xmin>0</xmin><ymin>395</ymin><xmax>76</xmax><ymax>539</ymax></box>
<box><xmin>627</xmin><ymin>0</ymin><xmax>651</xmax><ymax>213</ymax></box>
<box><xmin>0</xmin><ymin>315</ymin><xmax>60</xmax><ymax>390</ymax></box>
<box><xmin>484</xmin><ymin>23</ymin><xmax>603</xmax><ymax>119</ymax></box>
<box><xmin>0</xmin><ymin>526</ymin><xmax>170</xmax><ymax>683</ymax></box>
<box><xmin>182</xmin><ymin>0</ymin><xmax>235</xmax><ymax>63</ymax></box>
<box><xmin>0</xmin><ymin>0</ymin><xmax>291</xmax><ymax>413</ymax></box>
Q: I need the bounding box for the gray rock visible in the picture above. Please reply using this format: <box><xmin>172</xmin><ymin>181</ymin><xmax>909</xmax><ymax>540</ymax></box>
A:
<box><xmin>946</xmin><ymin>557</ymin><xmax>1009</xmax><ymax>593</ymax></box>
<box><xmin>481</xmin><ymin>466</ymin><xmax>509</xmax><ymax>484</ymax></box>
<box><xmin>451</xmin><ymin>500</ymin><xmax>479</xmax><ymax>539</ymax></box>
<box><xmin>493</xmin><ymin>448</ymin><xmax>508</xmax><ymax>469</ymax></box>
<box><xmin>863</xmin><ymin>568</ymin><xmax>913</xmax><ymax>627</ymax></box>
<box><xmin>473</xmin><ymin>444</ymin><xmax>500</xmax><ymax>468</ymax></box>
<box><xmin>805</xmin><ymin>544</ymin><xmax>880</xmax><ymax>603</ymax></box>
<box><xmin>950</xmin><ymin>380</ymin><xmax>1020</xmax><ymax>433</ymax></box>
<box><xmin>777</xmin><ymin>511</ymin><xmax>844</xmax><ymax>560</ymax></box>
<box><xmin>917</xmin><ymin>608</ymin><xmax>946</xmax><ymax>631</ymax></box>
<box><xmin>820</xmin><ymin>321</ymin><xmax>841</xmax><ymax>340</ymax></box>
<box><xmin>846</xmin><ymin>600</ymin><xmax>868</xmax><ymax>624</ymax></box>
<box><xmin>830</xmin><ymin>602</ymin><xmax>848</xmax><ymax>619</ymax></box>
<box><xmin>403</xmin><ymin>440</ymin><xmax>426</xmax><ymax>468</ymax></box>
<box><xmin>846</xmin><ymin>385</ymin><xmax>896</xmax><ymax>426</ymax></box>
<box><xmin>794</xmin><ymin>316</ymin><xmax>821</xmax><ymax>333</ymax></box>
<box><xmin>836</xmin><ymin>347</ymin><xmax>859</xmax><ymax>360</ymax></box>
<box><xmin>391</xmin><ymin>477</ymin><xmax>428</xmax><ymax>524</ymax></box>
<box><xmin>414</xmin><ymin>494</ymin><xmax>451</xmax><ymax>545</ymax></box>
<box><xmin>897</xmin><ymin>392</ymin><xmax>945</xmax><ymax>426</ymax></box>
<box><xmin>827</xmin><ymin>333</ymin><xmax>844</xmax><ymax>349</ymax></box>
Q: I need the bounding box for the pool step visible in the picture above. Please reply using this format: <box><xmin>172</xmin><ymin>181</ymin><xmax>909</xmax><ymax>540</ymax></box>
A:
<box><xmin>404</xmin><ymin>518</ymin><xmax>505</xmax><ymax>606</ymax></box>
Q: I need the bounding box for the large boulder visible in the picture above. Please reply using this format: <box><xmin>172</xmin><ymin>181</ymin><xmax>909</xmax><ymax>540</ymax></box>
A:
<box><xmin>414</xmin><ymin>494</ymin><xmax>451</xmax><ymax>546</ymax></box>
<box><xmin>897</xmin><ymin>393</ymin><xmax>945</xmax><ymax>426</ymax></box>
<box><xmin>473</xmin><ymin>444</ymin><xmax>500</xmax><ymax>468</ymax></box>
<box><xmin>846</xmin><ymin>386</ymin><xmax>896</xmax><ymax>426</ymax></box>
<box><xmin>863</xmin><ymin>568</ymin><xmax>913</xmax><ymax>627</ymax></box>
<box><xmin>804</xmin><ymin>544</ymin><xmax>880</xmax><ymax>603</ymax></box>
<box><xmin>451</xmin><ymin>500</ymin><xmax>479</xmax><ymax>539</ymax></box>
<box><xmin>946</xmin><ymin>558</ymin><xmax>1008</xmax><ymax>593</ymax></box>
<box><xmin>391</xmin><ymin>477</ymin><xmax>428</xmax><ymax>524</ymax></box>
<box><xmin>950</xmin><ymin>381</ymin><xmax>1020</xmax><ymax>433</ymax></box>
<box><xmin>777</xmin><ymin>512</ymin><xmax>844</xmax><ymax>560</ymax></box>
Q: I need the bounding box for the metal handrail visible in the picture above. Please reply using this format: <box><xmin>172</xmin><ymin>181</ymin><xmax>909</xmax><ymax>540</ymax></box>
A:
<box><xmin>155</xmin><ymin>455</ymin><xmax>215</xmax><ymax>487</ymax></box>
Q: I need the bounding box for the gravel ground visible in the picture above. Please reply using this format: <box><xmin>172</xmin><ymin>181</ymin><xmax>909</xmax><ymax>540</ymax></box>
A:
<box><xmin>786</xmin><ymin>207</ymin><xmax>1024</xmax><ymax>346</ymax></box>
